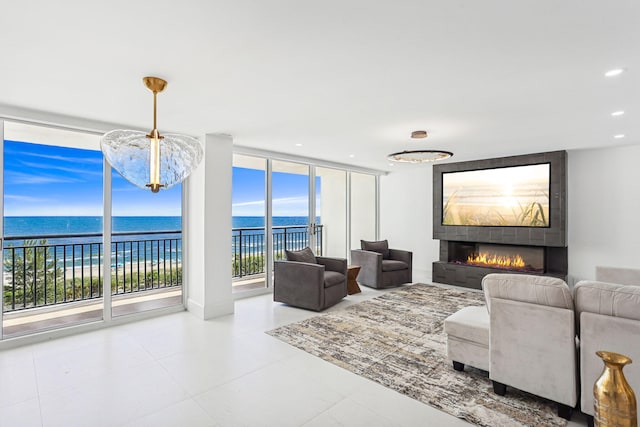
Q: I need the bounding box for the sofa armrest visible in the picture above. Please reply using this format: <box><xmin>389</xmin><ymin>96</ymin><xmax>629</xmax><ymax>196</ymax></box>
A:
<box><xmin>350</xmin><ymin>249</ymin><xmax>382</xmax><ymax>287</ymax></box>
<box><xmin>489</xmin><ymin>297</ymin><xmax>577</xmax><ymax>407</ymax></box>
<box><xmin>389</xmin><ymin>249</ymin><xmax>412</xmax><ymax>266</ymax></box>
<box><xmin>274</xmin><ymin>261</ymin><xmax>325</xmax><ymax>310</ymax></box>
<box><xmin>316</xmin><ymin>256</ymin><xmax>347</xmax><ymax>275</ymax></box>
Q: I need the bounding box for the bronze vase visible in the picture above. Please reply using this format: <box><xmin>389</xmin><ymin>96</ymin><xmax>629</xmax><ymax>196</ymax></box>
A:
<box><xmin>594</xmin><ymin>351</ymin><xmax>637</xmax><ymax>427</ymax></box>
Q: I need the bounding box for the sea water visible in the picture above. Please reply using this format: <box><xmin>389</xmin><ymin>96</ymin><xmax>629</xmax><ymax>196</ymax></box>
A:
<box><xmin>3</xmin><ymin>216</ymin><xmax>315</xmax><ymax>265</ymax></box>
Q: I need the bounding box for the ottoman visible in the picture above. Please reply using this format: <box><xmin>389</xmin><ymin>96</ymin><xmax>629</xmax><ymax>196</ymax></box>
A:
<box><xmin>444</xmin><ymin>305</ymin><xmax>490</xmax><ymax>372</ymax></box>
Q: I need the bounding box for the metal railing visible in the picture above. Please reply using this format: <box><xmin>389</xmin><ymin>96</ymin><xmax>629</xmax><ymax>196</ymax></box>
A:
<box><xmin>2</xmin><ymin>230</ymin><xmax>182</xmax><ymax>312</ymax></box>
<box><xmin>232</xmin><ymin>224</ymin><xmax>323</xmax><ymax>278</ymax></box>
<box><xmin>2</xmin><ymin>224</ymin><xmax>322</xmax><ymax>312</ymax></box>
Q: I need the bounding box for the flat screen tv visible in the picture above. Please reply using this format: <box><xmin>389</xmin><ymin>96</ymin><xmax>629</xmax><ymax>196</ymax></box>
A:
<box><xmin>432</xmin><ymin>150</ymin><xmax>567</xmax><ymax>247</ymax></box>
<box><xmin>442</xmin><ymin>163</ymin><xmax>550</xmax><ymax>227</ymax></box>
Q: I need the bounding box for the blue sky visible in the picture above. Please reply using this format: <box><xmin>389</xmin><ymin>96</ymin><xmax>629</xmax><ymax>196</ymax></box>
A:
<box><xmin>4</xmin><ymin>140</ymin><xmax>181</xmax><ymax>216</ymax></box>
<box><xmin>232</xmin><ymin>167</ymin><xmax>320</xmax><ymax>217</ymax></box>
<box><xmin>4</xmin><ymin>140</ymin><xmax>319</xmax><ymax>218</ymax></box>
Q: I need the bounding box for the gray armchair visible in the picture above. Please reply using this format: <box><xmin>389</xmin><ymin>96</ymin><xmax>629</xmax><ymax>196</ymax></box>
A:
<box><xmin>350</xmin><ymin>240</ymin><xmax>412</xmax><ymax>289</ymax></box>
<box><xmin>274</xmin><ymin>247</ymin><xmax>348</xmax><ymax>311</ymax></box>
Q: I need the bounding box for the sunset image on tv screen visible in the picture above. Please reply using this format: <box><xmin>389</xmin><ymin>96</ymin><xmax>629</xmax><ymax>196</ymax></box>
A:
<box><xmin>442</xmin><ymin>163</ymin><xmax>550</xmax><ymax>227</ymax></box>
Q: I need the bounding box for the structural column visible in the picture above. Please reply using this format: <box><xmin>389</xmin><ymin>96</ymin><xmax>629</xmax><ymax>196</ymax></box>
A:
<box><xmin>186</xmin><ymin>133</ymin><xmax>234</xmax><ymax>319</ymax></box>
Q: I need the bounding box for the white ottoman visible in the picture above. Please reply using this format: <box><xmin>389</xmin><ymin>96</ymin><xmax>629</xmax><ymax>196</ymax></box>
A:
<box><xmin>444</xmin><ymin>305</ymin><xmax>490</xmax><ymax>372</ymax></box>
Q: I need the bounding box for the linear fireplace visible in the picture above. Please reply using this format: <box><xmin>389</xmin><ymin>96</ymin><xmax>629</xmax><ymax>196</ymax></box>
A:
<box><xmin>433</xmin><ymin>241</ymin><xmax>567</xmax><ymax>289</ymax></box>
<box><xmin>449</xmin><ymin>242</ymin><xmax>544</xmax><ymax>273</ymax></box>
<box><xmin>431</xmin><ymin>151</ymin><xmax>568</xmax><ymax>289</ymax></box>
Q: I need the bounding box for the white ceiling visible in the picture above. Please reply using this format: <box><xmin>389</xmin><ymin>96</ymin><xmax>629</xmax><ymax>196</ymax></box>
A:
<box><xmin>1</xmin><ymin>1</ymin><xmax>638</xmax><ymax>171</ymax></box>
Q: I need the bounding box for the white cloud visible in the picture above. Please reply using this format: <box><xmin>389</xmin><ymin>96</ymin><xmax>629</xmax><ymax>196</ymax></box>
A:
<box><xmin>4</xmin><ymin>171</ymin><xmax>81</xmax><ymax>184</ymax></box>
<box><xmin>4</xmin><ymin>194</ymin><xmax>53</xmax><ymax>203</ymax></box>
<box><xmin>18</xmin><ymin>151</ymin><xmax>103</xmax><ymax>165</ymax></box>
<box><xmin>20</xmin><ymin>161</ymin><xmax>103</xmax><ymax>176</ymax></box>
<box><xmin>232</xmin><ymin>200</ymin><xmax>265</xmax><ymax>207</ymax></box>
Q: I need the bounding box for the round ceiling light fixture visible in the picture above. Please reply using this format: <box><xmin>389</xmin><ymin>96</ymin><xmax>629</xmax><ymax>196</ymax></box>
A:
<box><xmin>387</xmin><ymin>150</ymin><xmax>453</xmax><ymax>163</ymax></box>
<box><xmin>387</xmin><ymin>130</ymin><xmax>453</xmax><ymax>163</ymax></box>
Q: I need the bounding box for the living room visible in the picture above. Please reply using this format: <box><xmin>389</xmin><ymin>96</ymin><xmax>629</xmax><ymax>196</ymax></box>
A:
<box><xmin>1</xmin><ymin>2</ymin><xmax>639</xmax><ymax>426</ymax></box>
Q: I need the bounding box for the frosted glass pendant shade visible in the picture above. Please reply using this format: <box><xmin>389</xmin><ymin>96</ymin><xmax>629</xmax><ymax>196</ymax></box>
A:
<box><xmin>101</xmin><ymin>129</ymin><xmax>203</xmax><ymax>190</ymax></box>
<box><xmin>100</xmin><ymin>76</ymin><xmax>203</xmax><ymax>192</ymax></box>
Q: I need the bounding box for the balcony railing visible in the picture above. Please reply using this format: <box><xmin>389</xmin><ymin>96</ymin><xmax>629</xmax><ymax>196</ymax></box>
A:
<box><xmin>2</xmin><ymin>230</ymin><xmax>182</xmax><ymax>313</ymax></box>
<box><xmin>232</xmin><ymin>224</ymin><xmax>323</xmax><ymax>278</ymax></box>
<box><xmin>2</xmin><ymin>224</ymin><xmax>322</xmax><ymax>312</ymax></box>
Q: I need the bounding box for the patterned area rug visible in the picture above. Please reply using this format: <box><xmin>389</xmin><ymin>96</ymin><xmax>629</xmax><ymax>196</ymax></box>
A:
<box><xmin>267</xmin><ymin>284</ymin><xmax>567</xmax><ymax>427</ymax></box>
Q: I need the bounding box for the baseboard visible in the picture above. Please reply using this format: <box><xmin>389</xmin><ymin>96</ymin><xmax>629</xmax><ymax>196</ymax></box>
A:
<box><xmin>187</xmin><ymin>298</ymin><xmax>234</xmax><ymax>320</ymax></box>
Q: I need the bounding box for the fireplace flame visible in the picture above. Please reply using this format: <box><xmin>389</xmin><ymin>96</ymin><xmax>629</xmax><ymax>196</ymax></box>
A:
<box><xmin>466</xmin><ymin>252</ymin><xmax>526</xmax><ymax>269</ymax></box>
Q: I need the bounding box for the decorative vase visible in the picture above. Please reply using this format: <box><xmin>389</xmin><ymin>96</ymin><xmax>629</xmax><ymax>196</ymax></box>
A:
<box><xmin>594</xmin><ymin>351</ymin><xmax>637</xmax><ymax>427</ymax></box>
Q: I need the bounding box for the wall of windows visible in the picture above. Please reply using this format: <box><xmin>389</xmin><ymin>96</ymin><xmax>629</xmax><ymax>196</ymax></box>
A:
<box><xmin>1</xmin><ymin>120</ymin><xmax>184</xmax><ymax>340</ymax></box>
<box><xmin>232</xmin><ymin>150</ymin><xmax>381</xmax><ymax>295</ymax></box>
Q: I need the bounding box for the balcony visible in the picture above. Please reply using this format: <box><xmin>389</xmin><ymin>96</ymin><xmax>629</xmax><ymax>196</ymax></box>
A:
<box><xmin>2</xmin><ymin>224</ymin><xmax>323</xmax><ymax>336</ymax></box>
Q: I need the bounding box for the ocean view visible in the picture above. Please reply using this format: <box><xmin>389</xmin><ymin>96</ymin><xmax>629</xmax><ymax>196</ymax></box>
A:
<box><xmin>1</xmin><ymin>216</ymin><xmax>318</xmax><ymax>271</ymax></box>
<box><xmin>4</xmin><ymin>216</ymin><xmax>316</xmax><ymax>239</ymax></box>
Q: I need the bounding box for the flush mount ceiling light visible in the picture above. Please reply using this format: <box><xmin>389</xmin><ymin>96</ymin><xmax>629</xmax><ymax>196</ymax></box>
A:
<box><xmin>101</xmin><ymin>77</ymin><xmax>203</xmax><ymax>193</ymax></box>
<box><xmin>387</xmin><ymin>130</ymin><xmax>452</xmax><ymax>163</ymax></box>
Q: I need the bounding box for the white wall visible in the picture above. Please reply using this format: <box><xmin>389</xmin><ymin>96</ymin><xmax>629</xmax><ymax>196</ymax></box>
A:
<box><xmin>567</xmin><ymin>144</ymin><xmax>640</xmax><ymax>284</ymax></box>
<box><xmin>380</xmin><ymin>165</ymin><xmax>437</xmax><ymax>283</ymax></box>
<box><xmin>379</xmin><ymin>144</ymin><xmax>640</xmax><ymax>286</ymax></box>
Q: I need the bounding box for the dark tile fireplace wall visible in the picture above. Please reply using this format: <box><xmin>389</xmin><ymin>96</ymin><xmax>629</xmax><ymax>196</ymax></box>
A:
<box><xmin>432</xmin><ymin>151</ymin><xmax>568</xmax><ymax>290</ymax></box>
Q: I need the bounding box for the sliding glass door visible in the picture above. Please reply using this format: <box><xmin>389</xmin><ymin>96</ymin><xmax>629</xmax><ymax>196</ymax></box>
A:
<box><xmin>350</xmin><ymin>172</ymin><xmax>377</xmax><ymax>250</ymax></box>
<box><xmin>231</xmin><ymin>153</ymin><xmax>379</xmax><ymax>295</ymax></box>
<box><xmin>110</xmin><ymin>171</ymin><xmax>183</xmax><ymax>317</ymax></box>
<box><xmin>272</xmin><ymin>160</ymin><xmax>318</xmax><ymax>256</ymax></box>
<box><xmin>232</xmin><ymin>154</ymin><xmax>267</xmax><ymax>292</ymax></box>
<box><xmin>2</xmin><ymin>121</ymin><xmax>104</xmax><ymax>338</ymax></box>
<box><xmin>316</xmin><ymin>167</ymin><xmax>347</xmax><ymax>258</ymax></box>
<box><xmin>1</xmin><ymin>119</ymin><xmax>187</xmax><ymax>339</ymax></box>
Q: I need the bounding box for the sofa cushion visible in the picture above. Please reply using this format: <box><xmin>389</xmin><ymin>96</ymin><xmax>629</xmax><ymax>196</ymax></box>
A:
<box><xmin>285</xmin><ymin>247</ymin><xmax>316</xmax><ymax>264</ymax></box>
<box><xmin>361</xmin><ymin>239</ymin><xmax>390</xmax><ymax>259</ymax></box>
<box><xmin>444</xmin><ymin>305</ymin><xmax>490</xmax><ymax>345</ymax></box>
<box><xmin>324</xmin><ymin>271</ymin><xmax>344</xmax><ymax>288</ymax></box>
<box><xmin>574</xmin><ymin>280</ymin><xmax>640</xmax><ymax>323</ymax></box>
<box><xmin>482</xmin><ymin>273</ymin><xmax>573</xmax><ymax>313</ymax></box>
<box><xmin>381</xmin><ymin>260</ymin><xmax>408</xmax><ymax>272</ymax></box>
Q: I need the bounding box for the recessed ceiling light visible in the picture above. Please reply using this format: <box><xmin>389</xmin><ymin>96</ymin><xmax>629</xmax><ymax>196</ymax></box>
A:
<box><xmin>614</xmin><ymin>134</ymin><xmax>625</xmax><ymax>139</ymax></box>
<box><xmin>349</xmin><ymin>154</ymin><xmax>355</xmax><ymax>158</ymax></box>
<box><xmin>605</xmin><ymin>69</ymin><xmax>625</xmax><ymax>77</ymax></box>
<box><xmin>295</xmin><ymin>143</ymin><xmax>303</xmax><ymax>147</ymax></box>
<box><xmin>611</xmin><ymin>111</ymin><xmax>625</xmax><ymax>116</ymax></box>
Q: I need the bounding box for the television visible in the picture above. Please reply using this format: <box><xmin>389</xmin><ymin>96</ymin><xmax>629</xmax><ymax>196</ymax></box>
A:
<box><xmin>432</xmin><ymin>150</ymin><xmax>567</xmax><ymax>247</ymax></box>
<box><xmin>442</xmin><ymin>163</ymin><xmax>550</xmax><ymax>227</ymax></box>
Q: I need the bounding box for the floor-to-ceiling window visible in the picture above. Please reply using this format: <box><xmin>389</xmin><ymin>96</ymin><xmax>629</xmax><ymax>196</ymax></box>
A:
<box><xmin>350</xmin><ymin>172</ymin><xmax>377</xmax><ymax>250</ymax></box>
<box><xmin>231</xmin><ymin>151</ymin><xmax>379</xmax><ymax>296</ymax></box>
<box><xmin>232</xmin><ymin>154</ymin><xmax>267</xmax><ymax>292</ymax></box>
<box><xmin>272</xmin><ymin>160</ymin><xmax>316</xmax><ymax>257</ymax></box>
<box><xmin>110</xmin><ymin>169</ymin><xmax>183</xmax><ymax>317</ymax></box>
<box><xmin>316</xmin><ymin>167</ymin><xmax>347</xmax><ymax>258</ymax></box>
<box><xmin>1</xmin><ymin>119</ymin><xmax>186</xmax><ymax>340</ymax></box>
<box><xmin>2</xmin><ymin>121</ymin><xmax>104</xmax><ymax>338</ymax></box>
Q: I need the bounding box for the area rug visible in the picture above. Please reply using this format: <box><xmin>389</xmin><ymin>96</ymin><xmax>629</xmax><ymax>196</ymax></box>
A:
<box><xmin>266</xmin><ymin>284</ymin><xmax>567</xmax><ymax>427</ymax></box>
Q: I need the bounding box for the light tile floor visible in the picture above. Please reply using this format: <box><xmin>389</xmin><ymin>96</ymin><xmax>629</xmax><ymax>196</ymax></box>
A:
<box><xmin>0</xmin><ymin>285</ymin><xmax>588</xmax><ymax>427</ymax></box>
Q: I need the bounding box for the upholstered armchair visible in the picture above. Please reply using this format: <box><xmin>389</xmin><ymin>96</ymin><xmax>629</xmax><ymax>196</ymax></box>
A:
<box><xmin>350</xmin><ymin>240</ymin><xmax>412</xmax><ymax>289</ymax></box>
<box><xmin>574</xmin><ymin>277</ymin><xmax>640</xmax><ymax>426</ymax></box>
<box><xmin>274</xmin><ymin>247</ymin><xmax>348</xmax><ymax>311</ymax></box>
<box><xmin>483</xmin><ymin>273</ymin><xmax>577</xmax><ymax>420</ymax></box>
